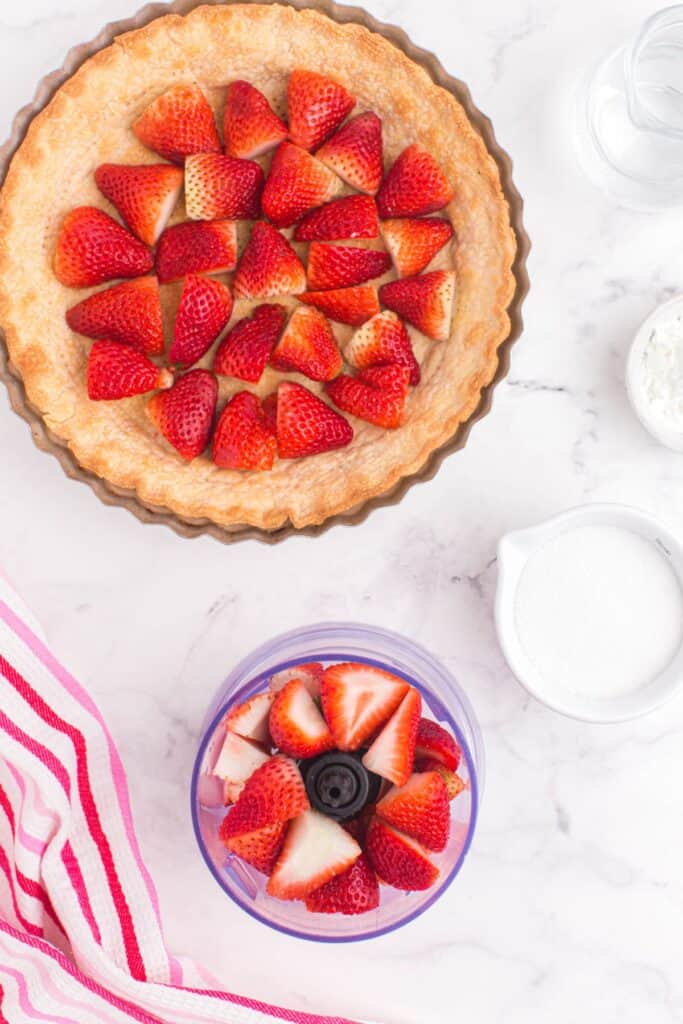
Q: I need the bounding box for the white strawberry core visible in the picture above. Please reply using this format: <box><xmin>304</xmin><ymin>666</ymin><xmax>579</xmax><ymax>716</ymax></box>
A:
<box><xmin>270</xmin><ymin>809</ymin><xmax>360</xmax><ymax>893</ymax></box>
<box><xmin>212</xmin><ymin>731</ymin><xmax>269</xmax><ymax>784</ymax></box>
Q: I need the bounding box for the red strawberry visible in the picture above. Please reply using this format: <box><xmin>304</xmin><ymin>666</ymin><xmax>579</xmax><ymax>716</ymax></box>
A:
<box><xmin>362</xmin><ymin>687</ymin><xmax>421</xmax><ymax>787</ymax></box>
<box><xmin>54</xmin><ymin>207</ymin><xmax>153</xmax><ymax>288</ymax></box>
<box><xmin>376</xmin><ymin>771</ymin><xmax>449</xmax><ymax>852</ymax></box>
<box><xmin>169</xmin><ymin>274</ymin><xmax>232</xmax><ymax>366</ymax></box>
<box><xmin>267</xmin><ymin>809</ymin><xmax>361</xmax><ymax>900</ymax></box>
<box><xmin>414</xmin><ymin>719</ymin><xmax>461</xmax><ymax>771</ymax></box>
<box><xmin>300</xmin><ymin>285</ymin><xmax>379</xmax><ymax>326</ymax></box>
<box><xmin>221</xmin><ymin>755</ymin><xmax>309</xmax><ymax>838</ymax></box>
<box><xmin>65</xmin><ymin>276</ymin><xmax>164</xmax><ymax>355</ymax></box>
<box><xmin>287</xmin><ymin>70</ymin><xmax>355</xmax><ymax>151</ymax></box>
<box><xmin>156</xmin><ymin>220</ymin><xmax>237</xmax><ymax>283</ymax></box>
<box><xmin>214</xmin><ymin>304</ymin><xmax>286</xmax><ymax>382</ymax></box>
<box><xmin>294</xmin><ymin>194</ymin><xmax>378</xmax><ymax>241</ymax></box>
<box><xmin>381</xmin><ymin>217</ymin><xmax>454</xmax><ymax>277</ymax></box>
<box><xmin>414</xmin><ymin>758</ymin><xmax>466</xmax><ymax>801</ymax></box>
<box><xmin>146</xmin><ymin>369</ymin><xmax>217</xmax><ymax>460</ymax></box>
<box><xmin>270</xmin><ymin>306</ymin><xmax>342</xmax><ymax>382</ymax></box>
<box><xmin>380</xmin><ymin>270</ymin><xmax>455</xmax><ymax>342</ymax></box>
<box><xmin>212</xmin><ymin>732</ymin><xmax>270</xmax><ymax>785</ymax></box>
<box><xmin>132</xmin><ymin>84</ymin><xmax>221</xmax><ymax>165</ymax></box>
<box><xmin>269</xmin><ymin>678</ymin><xmax>334</xmax><ymax>759</ymax></box>
<box><xmin>316</xmin><ymin>112</ymin><xmax>383</xmax><ymax>194</ymax></box>
<box><xmin>226</xmin><ymin>692</ymin><xmax>275</xmax><ymax>745</ymax></box>
<box><xmin>365</xmin><ymin>817</ymin><xmax>439</xmax><ymax>891</ymax></box>
<box><xmin>233</xmin><ymin>222</ymin><xmax>306</xmax><ymax>299</ymax></box>
<box><xmin>221</xmin><ymin>819</ymin><xmax>287</xmax><ymax>875</ymax></box>
<box><xmin>262</xmin><ymin>392</ymin><xmax>278</xmax><ymax>434</ymax></box>
<box><xmin>261</xmin><ymin>142</ymin><xmax>341</xmax><ymax>228</ymax></box>
<box><xmin>185</xmin><ymin>153</ymin><xmax>263</xmax><ymax>220</ymax></box>
<box><xmin>94</xmin><ymin>163</ymin><xmax>183</xmax><ymax>247</ymax></box>
<box><xmin>306</xmin><ymin>243</ymin><xmax>390</xmax><ymax>290</ymax></box>
<box><xmin>86</xmin><ymin>340</ymin><xmax>172</xmax><ymax>400</ymax></box>
<box><xmin>344</xmin><ymin>310</ymin><xmax>419</xmax><ymax>385</ymax></box>
<box><xmin>320</xmin><ymin>663</ymin><xmax>409</xmax><ymax>751</ymax></box>
<box><xmin>325</xmin><ymin>364</ymin><xmax>409</xmax><ymax>429</ymax></box>
<box><xmin>276</xmin><ymin>380</ymin><xmax>353</xmax><ymax>459</ymax></box>
<box><xmin>269</xmin><ymin>663</ymin><xmax>323</xmax><ymax>699</ymax></box>
<box><xmin>224</xmin><ymin>80</ymin><xmax>288</xmax><ymax>159</ymax></box>
<box><xmin>212</xmin><ymin>391</ymin><xmax>277</xmax><ymax>472</ymax></box>
<box><xmin>305</xmin><ymin>852</ymin><xmax>379</xmax><ymax>915</ymax></box>
<box><xmin>376</xmin><ymin>144</ymin><xmax>454</xmax><ymax>218</ymax></box>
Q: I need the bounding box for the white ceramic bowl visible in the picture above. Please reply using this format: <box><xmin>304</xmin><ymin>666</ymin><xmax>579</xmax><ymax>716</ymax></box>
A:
<box><xmin>495</xmin><ymin>503</ymin><xmax>683</xmax><ymax>722</ymax></box>
<box><xmin>626</xmin><ymin>294</ymin><xmax>683</xmax><ymax>451</ymax></box>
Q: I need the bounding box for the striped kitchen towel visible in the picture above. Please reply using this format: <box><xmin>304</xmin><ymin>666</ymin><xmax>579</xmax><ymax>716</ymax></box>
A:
<box><xmin>0</xmin><ymin>576</ymin><xmax>365</xmax><ymax>1024</ymax></box>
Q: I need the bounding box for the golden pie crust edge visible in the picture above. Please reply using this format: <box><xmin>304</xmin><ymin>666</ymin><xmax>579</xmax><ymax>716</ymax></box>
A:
<box><xmin>0</xmin><ymin>3</ymin><xmax>517</xmax><ymax>532</ymax></box>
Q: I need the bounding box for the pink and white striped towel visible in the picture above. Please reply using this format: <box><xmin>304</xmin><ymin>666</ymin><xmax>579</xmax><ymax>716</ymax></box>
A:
<box><xmin>0</xmin><ymin>577</ymin><xmax>367</xmax><ymax>1024</ymax></box>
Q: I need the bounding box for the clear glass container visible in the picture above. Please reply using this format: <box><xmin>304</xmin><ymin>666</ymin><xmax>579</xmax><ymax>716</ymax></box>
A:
<box><xmin>190</xmin><ymin>622</ymin><xmax>484</xmax><ymax>942</ymax></box>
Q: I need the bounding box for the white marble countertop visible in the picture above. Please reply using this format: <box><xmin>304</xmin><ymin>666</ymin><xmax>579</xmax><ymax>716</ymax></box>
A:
<box><xmin>2</xmin><ymin>1</ymin><xmax>683</xmax><ymax>1022</ymax></box>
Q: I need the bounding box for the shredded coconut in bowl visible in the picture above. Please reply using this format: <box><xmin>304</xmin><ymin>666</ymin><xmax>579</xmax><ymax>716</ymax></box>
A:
<box><xmin>639</xmin><ymin>315</ymin><xmax>683</xmax><ymax>431</ymax></box>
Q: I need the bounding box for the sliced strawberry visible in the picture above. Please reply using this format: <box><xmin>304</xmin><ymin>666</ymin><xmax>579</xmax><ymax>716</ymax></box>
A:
<box><xmin>185</xmin><ymin>153</ymin><xmax>263</xmax><ymax>220</ymax></box>
<box><xmin>54</xmin><ymin>207</ymin><xmax>153</xmax><ymax>288</ymax></box>
<box><xmin>305</xmin><ymin>852</ymin><xmax>379</xmax><ymax>915</ymax></box>
<box><xmin>226</xmin><ymin>691</ymin><xmax>275</xmax><ymax>745</ymax></box>
<box><xmin>344</xmin><ymin>310</ymin><xmax>419</xmax><ymax>386</ymax></box>
<box><xmin>376</xmin><ymin>771</ymin><xmax>449</xmax><ymax>852</ymax></box>
<box><xmin>376</xmin><ymin>144</ymin><xmax>454</xmax><ymax>218</ymax></box>
<box><xmin>267</xmin><ymin>809</ymin><xmax>361</xmax><ymax>900</ymax></box>
<box><xmin>94</xmin><ymin>163</ymin><xmax>183</xmax><ymax>247</ymax></box>
<box><xmin>214</xmin><ymin>304</ymin><xmax>286</xmax><ymax>382</ymax></box>
<box><xmin>155</xmin><ymin>220</ymin><xmax>237</xmax><ymax>283</ymax></box>
<box><xmin>306</xmin><ymin>243</ymin><xmax>390</xmax><ymax>290</ymax></box>
<box><xmin>362</xmin><ymin>687</ymin><xmax>421</xmax><ymax>787</ymax></box>
<box><xmin>276</xmin><ymin>380</ymin><xmax>353</xmax><ymax>460</ymax></box>
<box><xmin>325</xmin><ymin>364</ymin><xmax>409</xmax><ymax>429</ymax></box>
<box><xmin>132</xmin><ymin>84</ymin><xmax>221</xmax><ymax>165</ymax></box>
<box><xmin>146</xmin><ymin>369</ymin><xmax>217</xmax><ymax>460</ymax></box>
<box><xmin>224</xmin><ymin>779</ymin><xmax>246</xmax><ymax>805</ymax></box>
<box><xmin>414</xmin><ymin>758</ymin><xmax>466</xmax><ymax>801</ymax></box>
<box><xmin>316</xmin><ymin>112</ymin><xmax>383</xmax><ymax>194</ymax></box>
<box><xmin>269</xmin><ymin>663</ymin><xmax>324</xmax><ymax>699</ymax></box>
<box><xmin>212</xmin><ymin>391</ymin><xmax>277</xmax><ymax>472</ymax></box>
<box><xmin>262</xmin><ymin>392</ymin><xmax>278</xmax><ymax>434</ymax></box>
<box><xmin>233</xmin><ymin>221</ymin><xmax>306</xmax><ymax>299</ymax></box>
<box><xmin>365</xmin><ymin>816</ymin><xmax>438</xmax><ymax>891</ymax></box>
<box><xmin>221</xmin><ymin>819</ymin><xmax>287</xmax><ymax>875</ymax></box>
<box><xmin>269</xmin><ymin>678</ymin><xmax>334</xmax><ymax>759</ymax></box>
<box><xmin>261</xmin><ymin>142</ymin><xmax>341</xmax><ymax>228</ymax></box>
<box><xmin>380</xmin><ymin>270</ymin><xmax>455</xmax><ymax>342</ymax></box>
<box><xmin>224</xmin><ymin>80</ymin><xmax>288</xmax><ymax>159</ymax></box>
<box><xmin>86</xmin><ymin>340</ymin><xmax>172</xmax><ymax>400</ymax></box>
<box><xmin>270</xmin><ymin>306</ymin><xmax>342</xmax><ymax>382</ymax></box>
<box><xmin>381</xmin><ymin>217</ymin><xmax>454</xmax><ymax>277</ymax></box>
<box><xmin>414</xmin><ymin>718</ymin><xmax>461</xmax><ymax>771</ymax></box>
<box><xmin>287</xmin><ymin>70</ymin><xmax>355</xmax><ymax>151</ymax></box>
<box><xmin>294</xmin><ymin>195</ymin><xmax>378</xmax><ymax>242</ymax></box>
<box><xmin>169</xmin><ymin>274</ymin><xmax>232</xmax><ymax>366</ymax></box>
<box><xmin>65</xmin><ymin>276</ymin><xmax>164</xmax><ymax>355</ymax></box>
<box><xmin>300</xmin><ymin>285</ymin><xmax>379</xmax><ymax>327</ymax></box>
<box><xmin>221</xmin><ymin>755</ymin><xmax>309</xmax><ymax>838</ymax></box>
<box><xmin>320</xmin><ymin>663</ymin><xmax>409</xmax><ymax>751</ymax></box>
<box><xmin>212</xmin><ymin>731</ymin><xmax>270</xmax><ymax>784</ymax></box>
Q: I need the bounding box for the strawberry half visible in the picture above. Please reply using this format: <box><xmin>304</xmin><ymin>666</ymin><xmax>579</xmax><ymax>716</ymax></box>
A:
<box><xmin>261</xmin><ymin>142</ymin><xmax>341</xmax><ymax>228</ymax></box>
<box><xmin>233</xmin><ymin>222</ymin><xmax>306</xmax><ymax>299</ymax></box>
<box><xmin>362</xmin><ymin>687</ymin><xmax>421</xmax><ymax>787</ymax></box>
<box><xmin>326</xmin><ymin>364</ymin><xmax>410</xmax><ymax>429</ymax></box>
<box><xmin>132</xmin><ymin>84</ymin><xmax>221</xmax><ymax>165</ymax></box>
<box><xmin>300</xmin><ymin>285</ymin><xmax>379</xmax><ymax>327</ymax></box>
<box><xmin>376</xmin><ymin>144</ymin><xmax>454</xmax><ymax>218</ymax></box>
<box><xmin>185</xmin><ymin>154</ymin><xmax>264</xmax><ymax>220</ymax></box>
<box><xmin>226</xmin><ymin>692</ymin><xmax>275</xmax><ymax>745</ymax></box>
<box><xmin>316</xmin><ymin>112</ymin><xmax>383</xmax><ymax>194</ymax></box>
<box><xmin>267</xmin><ymin>809</ymin><xmax>361</xmax><ymax>900</ymax></box>
<box><xmin>212</xmin><ymin>391</ymin><xmax>277</xmax><ymax>472</ymax></box>
<box><xmin>305</xmin><ymin>852</ymin><xmax>379</xmax><ymax>915</ymax></box>
<box><xmin>320</xmin><ymin>662</ymin><xmax>409</xmax><ymax>751</ymax></box>
<box><xmin>287</xmin><ymin>69</ymin><xmax>355</xmax><ymax>151</ymax></box>
<box><xmin>414</xmin><ymin>718</ymin><xmax>461</xmax><ymax>771</ymax></box>
<box><xmin>270</xmin><ymin>306</ymin><xmax>342</xmax><ymax>382</ymax></box>
<box><xmin>294</xmin><ymin>195</ymin><xmax>378</xmax><ymax>242</ymax></box>
<box><xmin>381</xmin><ymin>217</ymin><xmax>454</xmax><ymax>278</ymax></box>
<box><xmin>269</xmin><ymin>663</ymin><xmax>323</xmax><ymax>699</ymax></box>
<box><xmin>156</xmin><ymin>220</ymin><xmax>237</xmax><ymax>283</ymax></box>
<box><xmin>54</xmin><ymin>207</ymin><xmax>153</xmax><ymax>288</ymax></box>
<box><xmin>94</xmin><ymin>163</ymin><xmax>183</xmax><ymax>247</ymax></box>
<box><xmin>223</xmin><ymin>80</ymin><xmax>288</xmax><ymax>159</ymax></box>
<box><xmin>86</xmin><ymin>340</ymin><xmax>172</xmax><ymax>400</ymax></box>
<box><xmin>276</xmin><ymin>380</ymin><xmax>353</xmax><ymax>459</ymax></box>
<box><xmin>414</xmin><ymin>758</ymin><xmax>465</xmax><ymax>801</ymax></box>
<box><xmin>66</xmin><ymin>276</ymin><xmax>164</xmax><ymax>355</ymax></box>
<box><xmin>344</xmin><ymin>310</ymin><xmax>420</xmax><ymax>386</ymax></box>
<box><xmin>365</xmin><ymin>817</ymin><xmax>438</xmax><ymax>891</ymax></box>
<box><xmin>169</xmin><ymin>274</ymin><xmax>233</xmax><ymax>366</ymax></box>
<box><xmin>269</xmin><ymin>678</ymin><xmax>334</xmax><ymax>759</ymax></box>
<box><xmin>214</xmin><ymin>304</ymin><xmax>286</xmax><ymax>382</ymax></box>
<box><xmin>380</xmin><ymin>270</ymin><xmax>455</xmax><ymax>342</ymax></box>
<box><xmin>212</xmin><ymin>732</ymin><xmax>270</xmax><ymax>785</ymax></box>
<box><xmin>221</xmin><ymin>755</ymin><xmax>309</xmax><ymax>838</ymax></box>
<box><xmin>306</xmin><ymin>243</ymin><xmax>390</xmax><ymax>290</ymax></box>
<box><xmin>146</xmin><ymin>368</ymin><xmax>217</xmax><ymax>460</ymax></box>
<box><xmin>221</xmin><ymin>820</ymin><xmax>287</xmax><ymax>875</ymax></box>
<box><xmin>376</xmin><ymin>771</ymin><xmax>450</xmax><ymax>852</ymax></box>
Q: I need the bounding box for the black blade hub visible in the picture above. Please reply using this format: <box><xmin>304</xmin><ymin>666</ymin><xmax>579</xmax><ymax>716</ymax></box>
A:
<box><xmin>300</xmin><ymin>751</ymin><xmax>383</xmax><ymax>821</ymax></box>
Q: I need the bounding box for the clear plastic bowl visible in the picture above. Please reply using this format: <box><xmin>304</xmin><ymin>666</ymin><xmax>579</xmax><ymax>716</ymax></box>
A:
<box><xmin>190</xmin><ymin>622</ymin><xmax>484</xmax><ymax>942</ymax></box>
